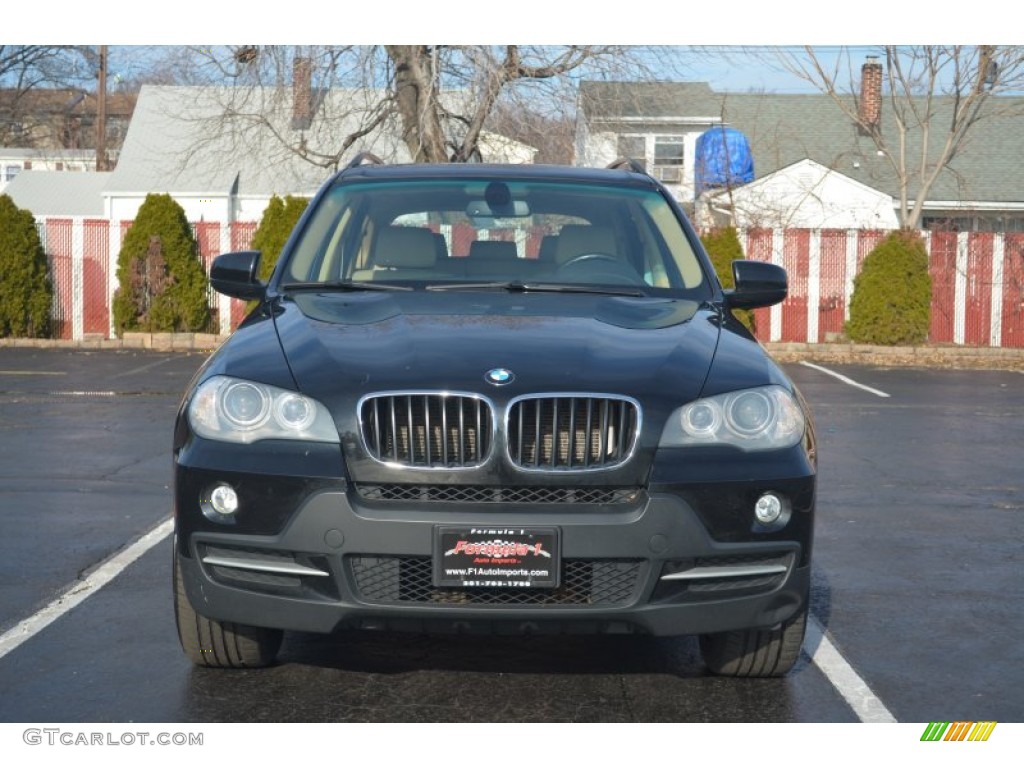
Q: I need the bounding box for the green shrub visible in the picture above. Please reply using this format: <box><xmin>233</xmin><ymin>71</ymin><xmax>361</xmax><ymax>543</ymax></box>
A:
<box><xmin>0</xmin><ymin>194</ymin><xmax>52</xmax><ymax>337</ymax></box>
<box><xmin>846</xmin><ymin>230</ymin><xmax>932</xmax><ymax>345</ymax></box>
<box><xmin>113</xmin><ymin>194</ymin><xmax>211</xmax><ymax>335</ymax></box>
<box><xmin>700</xmin><ymin>226</ymin><xmax>754</xmax><ymax>331</ymax></box>
<box><xmin>252</xmin><ymin>195</ymin><xmax>308</xmax><ymax>282</ymax></box>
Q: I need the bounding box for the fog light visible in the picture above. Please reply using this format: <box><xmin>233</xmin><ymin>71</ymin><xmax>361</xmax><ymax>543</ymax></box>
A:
<box><xmin>210</xmin><ymin>484</ymin><xmax>239</xmax><ymax>516</ymax></box>
<box><xmin>754</xmin><ymin>493</ymin><xmax>782</xmax><ymax>524</ymax></box>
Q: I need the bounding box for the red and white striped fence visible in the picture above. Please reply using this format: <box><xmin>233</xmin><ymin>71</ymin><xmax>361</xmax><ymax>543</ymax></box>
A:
<box><xmin>39</xmin><ymin>218</ymin><xmax>257</xmax><ymax>340</ymax></box>
<box><xmin>740</xmin><ymin>228</ymin><xmax>1024</xmax><ymax>348</ymax></box>
<box><xmin>31</xmin><ymin>218</ymin><xmax>1024</xmax><ymax>348</ymax></box>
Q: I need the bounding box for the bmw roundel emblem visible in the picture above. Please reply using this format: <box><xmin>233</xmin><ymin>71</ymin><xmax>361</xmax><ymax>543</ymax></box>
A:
<box><xmin>485</xmin><ymin>368</ymin><xmax>515</xmax><ymax>386</ymax></box>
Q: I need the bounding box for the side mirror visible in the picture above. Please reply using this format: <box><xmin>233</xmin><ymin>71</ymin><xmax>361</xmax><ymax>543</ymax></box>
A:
<box><xmin>724</xmin><ymin>260</ymin><xmax>788</xmax><ymax>310</ymax></box>
<box><xmin>210</xmin><ymin>251</ymin><xmax>265</xmax><ymax>301</ymax></box>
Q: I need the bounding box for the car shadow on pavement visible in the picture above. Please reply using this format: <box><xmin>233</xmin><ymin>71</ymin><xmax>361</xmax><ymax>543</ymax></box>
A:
<box><xmin>803</xmin><ymin>563</ymin><xmax>835</xmax><ymax>660</ymax></box>
<box><xmin>179</xmin><ymin>630</ymin><xmax>807</xmax><ymax>722</ymax></box>
<box><xmin>277</xmin><ymin>628</ymin><xmax>708</xmax><ymax>677</ymax></box>
<box><xmin>265</xmin><ymin>564</ymin><xmax>834</xmax><ymax>680</ymax></box>
<box><xmin>174</xmin><ymin>570</ymin><xmax>831</xmax><ymax>723</ymax></box>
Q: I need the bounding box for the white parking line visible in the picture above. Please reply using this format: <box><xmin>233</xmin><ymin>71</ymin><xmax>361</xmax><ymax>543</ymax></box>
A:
<box><xmin>0</xmin><ymin>517</ymin><xmax>173</xmax><ymax>660</ymax></box>
<box><xmin>800</xmin><ymin>362</ymin><xmax>891</xmax><ymax>398</ymax></box>
<box><xmin>0</xmin><ymin>371</ymin><xmax>67</xmax><ymax>376</ymax></box>
<box><xmin>807</xmin><ymin>616</ymin><xmax>897</xmax><ymax>723</ymax></box>
<box><xmin>114</xmin><ymin>356</ymin><xmax>178</xmax><ymax>378</ymax></box>
<box><xmin>48</xmin><ymin>391</ymin><xmax>118</xmax><ymax>397</ymax></box>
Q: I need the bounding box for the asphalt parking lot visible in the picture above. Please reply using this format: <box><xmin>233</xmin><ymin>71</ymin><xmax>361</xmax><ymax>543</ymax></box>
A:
<box><xmin>0</xmin><ymin>348</ymin><xmax>1021</xmax><ymax>723</ymax></box>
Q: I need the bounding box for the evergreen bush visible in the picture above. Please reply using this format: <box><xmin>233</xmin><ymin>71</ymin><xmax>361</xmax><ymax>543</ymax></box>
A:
<box><xmin>700</xmin><ymin>226</ymin><xmax>754</xmax><ymax>331</ymax></box>
<box><xmin>252</xmin><ymin>195</ymin><xmax>308</xmax><ymax>283</ymax></box>
<box><xmin>0</xmin><ymin>194</ymin><xmax>52</xmax><ymax>338</ymax></box>
<box><xmin>846</xmin><ymin>229</ymin><xmax>932</xmax><ymax>345</ymax></box>
<box><xmin>113</xmin><ymin>194</ymin><xmax>211</xmax><ymax>335</ymax></box>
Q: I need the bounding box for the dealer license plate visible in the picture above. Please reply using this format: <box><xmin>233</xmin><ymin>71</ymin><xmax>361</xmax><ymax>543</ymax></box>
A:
<box><xmin>434</xmin><ymin>526</ymin><xmax>560</xmax><ymax>589</ymax></box>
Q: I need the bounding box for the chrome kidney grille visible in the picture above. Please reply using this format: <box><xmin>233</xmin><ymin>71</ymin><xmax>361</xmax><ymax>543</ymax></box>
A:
<box><xmin>360</xmin><ymin>393</ymin><xmax>494</xmax><ymax>468</ymax></box>
<box><xmin>507</xmin><ymin>395</ymin><xmax>639</xmax><ymax>471</ymax></box>
<box><xmin>359</xmin><ymin>392</ymin><xmax>640</xmax><ymax>471</ymax></box>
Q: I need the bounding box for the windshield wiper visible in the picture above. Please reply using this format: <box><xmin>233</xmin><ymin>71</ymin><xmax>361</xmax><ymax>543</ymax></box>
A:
<box><xmin>279</xmin><ymin>280</ymin><xmax>413</xmax><ymax>293</ymax></box>
<box><xmin>426</xmin><ymin>281</ymin><xmax>646</xmax><ymax>297</ymax></box>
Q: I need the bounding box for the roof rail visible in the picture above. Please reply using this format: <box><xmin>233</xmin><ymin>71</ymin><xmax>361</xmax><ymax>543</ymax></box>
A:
<box><xmin>606</xmin><ymin>157</ymin><xmax>648</xmax><ymax>175</ymax></box>
<box><xmin>344</xmin><ymin>151</ymin><xmax>385</xmax><ymax>170</ymax></box>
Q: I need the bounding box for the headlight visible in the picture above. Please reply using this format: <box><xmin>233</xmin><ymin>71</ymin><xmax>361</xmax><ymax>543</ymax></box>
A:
<box><xmin>188</xmin><ymin>375</ymin><xmax>339</xmax><ymax>444</ymax></box>
<box><xmin>660</xmin><ymin>385</ymin><xmax>804</xmax><ymax>451</ymax></box>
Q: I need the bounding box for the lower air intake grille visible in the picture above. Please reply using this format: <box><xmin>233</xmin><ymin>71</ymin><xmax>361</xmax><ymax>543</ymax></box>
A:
<box><xmin>350</xmin><ymin>556</ymin><xmax>642</xmax><ymax>606</ymax></box>
<box><xmin>356</xmin><ymin>484</ymin><xmax>641</xmax><ymax>505</ymax></box>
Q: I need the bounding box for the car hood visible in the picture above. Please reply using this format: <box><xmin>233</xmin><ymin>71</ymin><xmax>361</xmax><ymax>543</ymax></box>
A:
<box><xmin>274</xmin><ymin>290</ymin><xmax>721</xmax><ymax>408</ymax></box>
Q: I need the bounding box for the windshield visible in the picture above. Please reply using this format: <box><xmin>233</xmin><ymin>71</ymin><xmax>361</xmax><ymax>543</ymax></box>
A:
<box><xmin>281</xmin><ymin>177</ymin><xmax>711</xmax><ymax>297</ymax></box>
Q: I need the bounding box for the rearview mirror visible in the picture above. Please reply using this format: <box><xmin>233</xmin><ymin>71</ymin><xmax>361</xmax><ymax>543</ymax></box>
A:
<box><xmin>466</xmin><ymin>199</ymin><xmax>531</xmax><ymax>219</ymax></box>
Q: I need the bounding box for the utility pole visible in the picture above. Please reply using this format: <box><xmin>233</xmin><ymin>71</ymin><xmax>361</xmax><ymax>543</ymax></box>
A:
<box><xmin>96</xmin><ymin>45</ymin><xmax>108</xmax><ymax>171</ymax></box>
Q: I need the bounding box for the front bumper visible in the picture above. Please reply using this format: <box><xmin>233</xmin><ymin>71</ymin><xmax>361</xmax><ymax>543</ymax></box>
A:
<box><xmin>175</xmin><ymin>475</ymin><xmax>813</xmax><ymax>637</ymax></box>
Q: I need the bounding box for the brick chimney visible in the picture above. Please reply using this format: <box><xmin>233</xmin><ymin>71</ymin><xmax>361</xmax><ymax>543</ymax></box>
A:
<box><xmin>859</xmin><ymin>56</ymin><xmax>883</xmax><ymax>130</ymax></box>
<box><xmin>292</xmin><ymin>57</ymin><xmax>312</xmax><ymax>131</ymax></box>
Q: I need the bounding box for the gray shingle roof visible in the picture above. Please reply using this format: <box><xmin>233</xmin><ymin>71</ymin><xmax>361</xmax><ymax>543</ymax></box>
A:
<box><xmin>106</xmin><ymin>84</ymin><xmax>418</xmax><ymax>198</ymax></box>
<box><xmin>4</xmin><ymin>170</ymin><xmax>110</xmax><ymax>216</ymax></box>
<box><xmin>580</xmin><ymin>81</ymin><xmax>1024</xmax><ymax>205</ymax></box>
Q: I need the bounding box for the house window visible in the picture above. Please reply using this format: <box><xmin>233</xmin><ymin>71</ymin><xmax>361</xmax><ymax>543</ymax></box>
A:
<box><xmin>617</xmin><ymin>136</ymin><xmax>646</xmax><ymax>168</ymax></box>
<box><xmin>654</xmin><ymin>136</ymin><xmax>685</xmax><ymax>166</ymax></box>
<box><xmin>652</xmin><ymin>136</ymin><xmax>685</xmax><ymax>183</ymax></box>
<box><xmin>4</xmin><ymin>166</ymin><xmax>20</xmax><ymax>182</ymax></box>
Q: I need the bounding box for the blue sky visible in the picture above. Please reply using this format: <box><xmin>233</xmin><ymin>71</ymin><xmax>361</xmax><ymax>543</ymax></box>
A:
<box><xmin>95</xmin><ymin>45</ymin><xmax>879</xmax><ymax>96</ymax></box>
<box><xmin>14</xmin><ymin>2</ymin><xmax>1003</xmax><ymax>95</ymax></box>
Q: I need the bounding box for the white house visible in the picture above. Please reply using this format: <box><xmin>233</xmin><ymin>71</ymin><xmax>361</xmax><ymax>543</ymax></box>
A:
<box><xmin>102</xmin><ymin>83</ymin><xmax>536</xmax><ymax>226</ymax></box>
<box><xmin>102</xmin><ymin>84</ymin><xmax>378</xmax><ymax>225</ymax></box>
<box><xmin>576</xmin><ymin>71</ymin><xmax>1024</xmax><ymax>232</ymax></box>
<box><xmin>575</xmin><ymin>82</ymin><xmax>722</xmax><ymax>203</ymax></box>
<box><xmin>698</xmin><ymin>159</ymin><xmax>900</xmax><ymax>230</ymax></box>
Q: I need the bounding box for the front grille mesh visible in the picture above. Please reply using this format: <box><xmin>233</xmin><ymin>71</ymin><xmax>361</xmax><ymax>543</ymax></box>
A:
<box><xmin>356</xmin><ymin>484</ymin><xmax>641</xmax><ymax>505</ymax></box>
<box><xmin>508</xmin><ymin>396</ymin><xmax>638</xmax><ymax>470</ymax></box>
<box><xmin>350</xmin><ymin>556</ymin><xmax>642</xmax><ymax>606</ymax></box>
<box><xmin>361</xmin><ymin>394</ymin><xmax>492</xmax><ymax>468</ymax></box>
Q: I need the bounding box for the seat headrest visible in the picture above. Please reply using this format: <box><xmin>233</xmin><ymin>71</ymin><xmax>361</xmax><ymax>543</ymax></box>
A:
<box><xmin>374</xmin><ymin>227</ymin><xmax>438</xmax><ymax>269</ymax></box>
<box><xmin>469</xmin><ymin>240</ymin><xmax>518</xmax><ymax>261</ymax></box>
<box><xmin>432</xmin><ymin>232</ymin><xmax>449</xmax><ymax>260</ymax></box>
<box><xmin>537</xmin><ymin>235</ymin><xmax>559</xmax><ymax>262</ymax></box>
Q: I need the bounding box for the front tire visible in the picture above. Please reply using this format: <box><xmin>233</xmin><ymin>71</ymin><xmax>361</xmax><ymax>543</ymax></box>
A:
<box><xmin>699</xmin><ymin>604</ymin><xmax>808</xmax><ymax>678</ymax></box>
<box><xmin>173</xmin><ymin>543</ymin><xmax>283</xmax><ymax>668</ymax></box>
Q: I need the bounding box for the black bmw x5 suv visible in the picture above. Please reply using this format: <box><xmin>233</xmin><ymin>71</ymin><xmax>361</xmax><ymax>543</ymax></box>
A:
<box><xmin>172</xmin><ymin>155</ymin><xmax>816</xmax><ymax>677</ymax></box>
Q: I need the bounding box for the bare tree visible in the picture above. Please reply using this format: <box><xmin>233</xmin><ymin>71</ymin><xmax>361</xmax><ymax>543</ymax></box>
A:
<box><xmin>166</xmin><ymin>45</ymin><xmax>677</xmax><ymax>170</ymax></box>
<box><xmin>0</xmin><ymin>45</ymin><xmax>140</xmax><ymax>158</ymax></box>
<box><xmin>486</xmin><ymin>99</ymin><xmax>576</xmax><ymax>165</ymax></box>
<box><xmin>0</xmin><ymin>46</ymin><xmax>85</xmax><ymax>144</ymax></box>
<box><xmin>385</xmin><ymin>45</ymin><xmax>631</xmax><ymax>162</ymax></box>
<box><xmin>0</xmin><ymin>46</ymin><xmax>84</xmax><ymax>91</ymax></box>
<box><xmin>774</xmin><ymin>45</ymin><xmax>1024</xmax><ymax>229</ymax></box>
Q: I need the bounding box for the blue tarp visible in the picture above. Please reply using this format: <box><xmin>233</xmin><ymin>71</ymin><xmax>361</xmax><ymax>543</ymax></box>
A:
<box><xmin>694</xmin><ymin>126</ymin><xmax>754</xmax><ymax>199</ymax></box>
